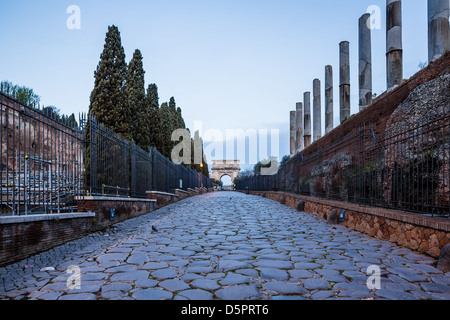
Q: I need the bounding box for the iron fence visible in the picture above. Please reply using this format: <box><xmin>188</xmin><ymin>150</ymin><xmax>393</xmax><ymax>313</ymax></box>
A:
<box><xmin>237</xmin><ymin>104</ymin><xmax>450</xmax><ymax>218</ymax></box>
<box><xmin>1</xmin><ymin>93</ymin><xmax>84</xmax><ymax>215</ymax></box>
<box><xmin>1</xmin><ymin>92</ymin><xmax>212</xmax><ymax>215</ymax></box>
<box><xmin>83</xmin><ymin>113</ymin><xmax>212</xmax><ymax>198</ymax></box>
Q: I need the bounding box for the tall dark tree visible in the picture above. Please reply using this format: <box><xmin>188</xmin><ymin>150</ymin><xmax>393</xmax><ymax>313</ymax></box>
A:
<box><xmin>158</xmin><ymin>102</ymin><xmax>172</xmax><ymax>158</ymax></box>
<box><xmin>145</xmin><ymin>83</ymin><xmax>163</xmax><ymax>152</ymax></box>
<box><xmin>125</xmin><ymin>49</ymin><xmax>149</xmax><ymax>150</ymax></box>
<box><xmin>176</xmin><ymin>107</ymin><xmax>186</xmax><ymax>130</ymax></box>
<box><xmin>168</xmin><ymin>96</ymin><xmax>179</xmax><ymax>132</ymax></box>
<box><xmin>89</xmin><ymin>25</ymin><xmax>128</xmax><ymax>136</ymax></box>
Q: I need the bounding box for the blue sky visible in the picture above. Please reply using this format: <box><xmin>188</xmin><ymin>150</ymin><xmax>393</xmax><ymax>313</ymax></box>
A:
<box><xmin>0</xmin><ymin>0</ymin><xmax>428</xmax><ymax>170</ymax></box>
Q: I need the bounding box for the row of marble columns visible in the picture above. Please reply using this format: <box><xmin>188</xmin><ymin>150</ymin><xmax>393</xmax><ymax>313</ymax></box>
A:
<box><xmin>290</xmin><ymin>0</ymin><xmax>449</xmax><ymax>156</ymax></box>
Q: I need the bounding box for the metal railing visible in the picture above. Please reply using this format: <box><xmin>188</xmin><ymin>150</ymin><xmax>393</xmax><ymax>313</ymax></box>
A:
<box><xmin>1</xmin><ymin>93</ymin><xmax>212</xmax><ymax>216</ymax></box>
<box><xmin>237</xmin><ymin>104</ymin><xmax>450</xmax><ymax>218</ymax></box>
<box><xmin>1</xmin><ymin>93</ymin><xmax>84</xmax><ymax>215</ymax></box>
<box><xmin>83</xmin><ymin>113</ymin><xmax>212</xmax><ymax>199</ymax></box>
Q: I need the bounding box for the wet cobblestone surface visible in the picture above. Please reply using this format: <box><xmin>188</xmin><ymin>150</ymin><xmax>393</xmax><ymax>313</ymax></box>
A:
<box><xmin>1</xmin><ymin>192</ymin><xmax>449</xmax><ymax>300</ymax></box>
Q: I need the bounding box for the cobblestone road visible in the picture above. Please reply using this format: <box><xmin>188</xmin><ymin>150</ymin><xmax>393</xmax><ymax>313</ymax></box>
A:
<box><xmin>1</xmin><ymin>192</ymin><xmax>449</xmax><ymax>300</ymax></box>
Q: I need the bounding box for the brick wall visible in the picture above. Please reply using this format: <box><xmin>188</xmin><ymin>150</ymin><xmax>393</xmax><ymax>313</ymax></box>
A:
<box><xmin>0</xmin><ymin>213</ymin><xmax>96</xmax><ymax>267</ymax></box>
<box><xmin>77</xmin><ymin>197</ymin><xmax>156</xmax><ymax>228</ymax></box>
<box><xmin>0</xmin><ymin>197</ymin><xmax>156</xmax><ymax>267</ymax></box>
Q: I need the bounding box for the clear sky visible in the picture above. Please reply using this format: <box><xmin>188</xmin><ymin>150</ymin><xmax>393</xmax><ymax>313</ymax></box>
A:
<box><xmin>0</xmin><ymin>0</ymin><xmax>429</xmax><ymax>169</ymax></box>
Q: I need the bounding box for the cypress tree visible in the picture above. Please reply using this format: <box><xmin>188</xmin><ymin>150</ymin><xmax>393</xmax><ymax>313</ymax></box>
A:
<box><xmin>168</xmin><ymin>96</ymin><xmax>178</xmax><ymax>132</ymax></box>
<box><xmin>158</xmin><ymin>102</ymin><xmax>172</xmax><ymax>158</ymax></box>
<box><xmin>89</xmin><ymin>25</ymin><xmax>128</xmax><ymax>136</ymax></box>
<box><xmin>145</xmin><ymin>84</ymin><xmax>163</xmax><ymax>152</ymax></box>
<box><xmin>176</xmin><ymin>107</ymin><xmax>186</xmax><ymax>130</ymax></box>
<box><xmin>125</xmin><ymin>49</ymin><xmax>149</xmax><ymax>150</ymax></box>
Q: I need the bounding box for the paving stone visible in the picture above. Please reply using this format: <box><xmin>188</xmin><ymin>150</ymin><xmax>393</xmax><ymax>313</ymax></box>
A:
<box><xmin>419</xmin><ymin>282</ymin><xmax>450</xmax><ymax>293</ymax></box>
<box><xmin>337</xmin><ymin>290</ymin><xmax>375</xmax><ymax>299</ymax></box>
<box><xmin>132</xmin><ymin>288</ymin><xmax>173</xmax><ymax>300</ymax></box>
<box><xmin>59</xmin><ymin>293</ymin><xmax>97</xmax><ymax>300</ymax></box>
<box><xmin>96</xmin><ymin>253</ymin><xmax>128</xmax><ymax>262</ymax></box>
<box><xmin>253</xmin><ymin>260</ymin><xmax>293</xmax><ymax>269</ymax></box>
<box><xmin>333</xmin><ymin>282</ymin><xmax>370</xmax><ymax>292</ymax></box>
<box><xmin>263</xmin><ymin>281</ymin><xmax>307</xmax><ymax>294</ymax></box>
<box><xmin>101</xmin><ymin>290</ymin><xmax>126</xmax><ymax>300</ymax></box>
<box><xmin>321</xmin><ymin>274</ymin><xmax>349</xmax><ymax>283</ymax></box>
<box><xmin>104</xmin><ymin>265</ymin><xmax>137</xmax><ymax>273</ymax></box>
<box><xmin>127</xmin><ymin>253</ymin><xmax>149</xmax><ymax>265</ymax></box>
<box><xmin>188</xmin><ymin>260</ymin><xmax>211</xmax><ymax>267</ymax></box>
<box><xmin>177</xmin><ymin>289</ymin><xmax>213</xmax><ymax>300</ymax></box>
<box><xmin>151</xmin><ymin>268</ymin><xmax>177</xmax><ymax>280</ymax></box>
<box><xmin>288</xmin><ymin>270</ymin><xmax>315</xmax><ymax>279</ymax></box>
<box><xmin>190</xmin><ymin>279</ymin><xmax>220</xmax><ymax>291</ymax></box>
<box><xmin>159</xmin><ymin>279</ymin><xmax>190</xmax><ymax>292</ymax></box>
<box><xmin>67</xmin><ymin>282</ymin><xmax>102</xmax><ymax>294</ymax></box>
<box><xmin>102</xmin><ymin>283</ymin><xmax>133</xmax><ymax>293</ymax></box>
<box><xmin>301</xmin><ymin>279</ymin><xmax>331</xmax><ymax>290</ymax></box>
<box><xmin>37</xmin><ymin>291</ymin><xmax>63</xmax><ymax>300</ymax></box>
<box><xmin>257</xmin><ymin>254</ymin><xmax>290</xmax><ymax>261</ymax></box>
<box><xmin>172</xmin><ymin>250</ymin><xmax>196</xmax><ymax>257</ymax></box>
<box><xmin>311</xmin><ymin>290</ymin><xmax>336</xmax><ymax>300</ymax></box>
<box><xmin>217</xmin><ymin>260</ymin><xmax>252</xmax><ymax>272</ymax></box>
<box><xmin>205</xmin><ymin>273</ymin><xmax>226</xmax><ymax>280</ymax></box>
<box><xmin>180</xmin><ymin>273</ymin><xmax>204</xmax><ymax>281</ymax></box>
<box><xmin>428</xmin><ymin>292</ymin><xmax>450</xmax><ymax>300</ymax></box>
<box><xmin>271</xmin><ymin>295</ymin><xmax>308</xmax><ymax>300</ymax></box>
<box><xmin>215</xmin><ymin>285</ymin><xmax>261</xmax><ymax>300</ymax></box>
<box><xmin>141</xmin><ymin>262</ymin><xmax>169</xmax><ymax>270</ymax></box>
<box><xmin>221</xmin><ymin>254</ymin><xmax>253</xmax><ymax>261</ymax></box>
<box><xmin>81</xmin><ymin>272</ymin><xmax>109</xmax><ymax>281</ymax></box>
<box><xmin>220</xmin><ymin>273</ymin><xmax>251</xmax><ymax>286</ymax></box>
<box><xmin>375</xmin><ymin>289</ymin><xmax>418</xmax><ymax>300</ymax></box>
<box><xmin>293</xmin><ymin>262</ymin><xmax>322</xmax><ymax>270</ymax></box>
<box><xmin>41</xmin><ymin>282</ymin><xmax>69</xmax><ymax>292</ymax></box>
<box><xmin>134</xmin><ymin>279</ymin><xmax>159</xmax><ymax>288</ymax></box>
<box><xmin>109</xmin><ymin>271</ymin><xmax>150</xmax><ymax>282</ymax></box>
<box><xmin>185</xmin><ymin>266</ymin><xmax>215</xmax><ymax>274</ymax></box>
<box><xmin>258</xmin><ymin>268</ymin><xmax>290</xmax><ymax>281</ymax></box>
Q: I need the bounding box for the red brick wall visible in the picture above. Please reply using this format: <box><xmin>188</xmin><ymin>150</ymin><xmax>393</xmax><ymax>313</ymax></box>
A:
<box><xmin>77</xmin><ymin>198</ymin><xmax>156</xmax><ymax>228</ymax></box>
<box><xmin>0</xmin><ymin>198</ymin><xmax>156</xmax><ymax>267</ymax></box>
<box><xmin>0</xmin><ymin>216</ymin><xmax>96</xmax><ymax>267</ymax></box>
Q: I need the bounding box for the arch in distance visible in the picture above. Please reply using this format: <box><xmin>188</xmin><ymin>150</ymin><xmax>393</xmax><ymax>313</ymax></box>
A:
<box><xmin>211</xmin><ymin>160</ymin><xmax>241</xmax><ymax>185</ymax></box>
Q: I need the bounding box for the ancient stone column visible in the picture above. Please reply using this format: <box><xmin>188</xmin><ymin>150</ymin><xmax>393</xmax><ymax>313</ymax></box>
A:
<box><xmin>359</xmin><ymin>13</ymin><xmax>373</xmax><ymax>110</ymax></box>
<box><xmin>290</xmin><ymin>111</ymin><xmax>296</xmax><ymax>156</ymax></box>
<box><xmin>313</xmin><ymin>79</ymin><xmax>322</xmax><ymax>142</ymax></box>
<box><xmin>386</xmin><ymin>0</ymin><xmax>403</xmax><ymax>90</ymax></box>
<box><xmin>295</xmin><ymin>102</ymin><xmax>304</xmax><ymax>152</ymax></box>
<box><xmin>428</xmin><ymin>0</ymin><xmax>450</xmax><ymax>62</ymax></box>
<box><xmin>339</xmin><ymin>41</ymin><xmax>351</xmax><ymax>123</ymax></box>
<box><xmin>325</xmin><ymin>65</ymin><xmax>334</xmax><ymax>134</ymax></box>
<box><xmin>303</xmin><ymin>92</ymin><xmax>312</xmax><ymax>148</ymax></box>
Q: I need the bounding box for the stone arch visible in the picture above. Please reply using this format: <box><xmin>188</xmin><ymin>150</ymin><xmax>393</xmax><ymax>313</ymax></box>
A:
<box><xmin>211</xmin><ymin>160</ymin><xmax>241</xmax><ymax>185</ymax></box>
